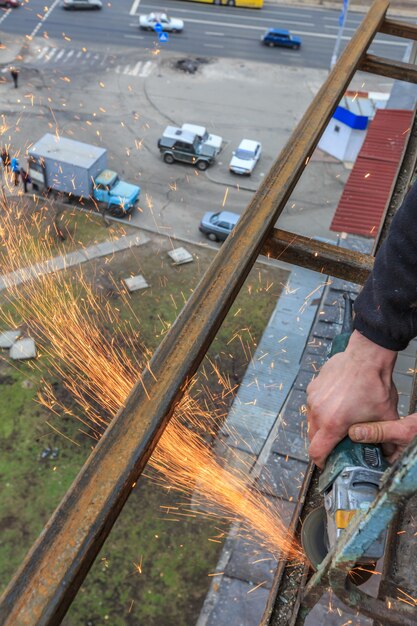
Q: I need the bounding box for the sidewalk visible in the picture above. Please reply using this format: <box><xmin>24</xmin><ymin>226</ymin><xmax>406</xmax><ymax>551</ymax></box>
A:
<box><xmin>269</xmin><ymin>0</ymin><xmax>417</xmax><ymax>17</ymax></box>
<box><xmin>0</xmin><ymin>232</ymin><xmax>149</xmax><ymax>292</ymax></box>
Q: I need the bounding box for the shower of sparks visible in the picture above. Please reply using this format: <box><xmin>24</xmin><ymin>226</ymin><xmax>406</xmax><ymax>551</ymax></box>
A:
<box><xmin>0</xmin><ymin>196</ymin><xmax>302</xmax><ymax>563</ymax></box>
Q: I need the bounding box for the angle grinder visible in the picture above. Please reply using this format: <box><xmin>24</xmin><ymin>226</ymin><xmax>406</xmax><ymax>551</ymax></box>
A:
<box><xmin>301</xmin><ymin>294</ymin><xmax>389</xmax><ymax>585</ymax></box>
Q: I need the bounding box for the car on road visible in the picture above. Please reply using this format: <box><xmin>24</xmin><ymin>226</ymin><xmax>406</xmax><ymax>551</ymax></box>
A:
<box><xmin>199</xmin><ymin>211</ymin><xmax>240</xmax><ymax>242</ymax></box>
<box><xmin>0</xmin><ymin>0</ymin><xmax>20</xmax><ymax>7</ymax></box>
<box><xmin>181</xmin><ymin>124</ymin><xmax>223</xmax><ymax>155</ymax></box>
<box><xmin>62</xmin><ymin>0</ymin><xmax>102</xmax><ymax>9</ymax></box>
<box><xmin>229</xmin><ymin>139</ymin><xmax>262</xmax><ymax>175</ymax></box>
<box><xmin>261</xmin><ymin>28</ymin><xmax>301</xmax><ymax>49</ymax></box>
<box><xmin>139</xmin><ymin>12</ymin><xmax>184</xmax><ymax>33</ymax></box>
<box><xmin>158</xmin><ymin>128</ymin><xmax>216</xmax><ymax>170</ymax></box>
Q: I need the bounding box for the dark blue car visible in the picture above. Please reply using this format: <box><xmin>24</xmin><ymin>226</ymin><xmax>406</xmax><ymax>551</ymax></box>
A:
<box><xmin>261</xmin><ymin>28</ymin><xmax>301</xmax><ymax>50</ymax></box>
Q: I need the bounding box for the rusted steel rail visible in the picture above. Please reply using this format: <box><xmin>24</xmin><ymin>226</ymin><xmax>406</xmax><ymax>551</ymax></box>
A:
<box><xmin>379</xmin><ymin>17</ymin><xmax>417</xmax><ymax>40</ymax></box>
<box><xmin>262</xmin><ymin>230</ymin><xmax>374</xmax><ymax>285</ymax></box>
<box><xmin>0</xmin><ymin>1</ymin><xmax>390</xmax><ymax>624</ymax></box>
<box><xmin>359</xmin><ymin>54</ymin><xmax>417</xmax><ymax>83</ymax></box>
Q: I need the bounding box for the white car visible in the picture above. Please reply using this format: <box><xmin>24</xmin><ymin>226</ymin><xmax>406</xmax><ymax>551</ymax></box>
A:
<box><xmin>139</xmin><ymin>12</ymin><xmax>184</xmax><ymax>33</ymax></box>
<box><xmin>181</xmin><ymin>124</ymin><xmax>223</xmax><ymax>155</ymax></box>
<box><xmin>62</xmin><ymin>0</ymin><xmax>102</xmax><ymax>9</ymax></box>
<box><xmin>229</xmin><ymin>139</ymin><xmax>262</xmax><ymax>175</ymax></box>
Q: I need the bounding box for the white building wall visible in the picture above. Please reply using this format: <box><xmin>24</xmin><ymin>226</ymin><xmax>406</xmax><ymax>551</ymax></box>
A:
<box><xmin>319</xmin><ymin>119</ymin><xmax>352</xmax><ymax>161</ymax></box>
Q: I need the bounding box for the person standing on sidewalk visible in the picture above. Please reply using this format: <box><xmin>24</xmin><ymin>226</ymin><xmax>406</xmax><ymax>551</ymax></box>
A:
<box><xmin>10</xmin><ymin>67</ymin><xmax>19</xmax><ymax>89</ymax></box>
<box><xmin>11</xmin><ymin>157</ymin><xmax>20</xmax><ymax>186</ymax></box>
<box><xmin>20</xmin><ymin>168</ymin><xmax>31</xmax><ymax>193</ymax></box>
<box><xmin>1</xmin><ymin>147</ymin><xmax>10</xmax><ymax>171</ymax></box>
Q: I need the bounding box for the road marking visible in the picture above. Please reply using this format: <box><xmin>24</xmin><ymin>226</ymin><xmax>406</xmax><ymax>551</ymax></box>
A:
<box><xmin>129</xmin><ymin>0</ymin><xmax>141</xmax><ymax>16</ymax></box>
<box><xmin>182</xmin><ymin>16</ymin><xmax>408</xmax><ymax>46</ymax></box>
<box><xmin>139</xmin><ymin>60</ymin><xmax>153</xmax><ymax>77</ymax></box>
<box><xmin>44</xmin><ymin>48</ymin><xmax>57</xmax><ymax>62</ymax></box>
<box><xmin>123</xmin><ymin>64</ymin><xmax>131</xmax><ymax>75</ymax></box>
<box><xmin>30</xmin><ymin>0</ymin><xmax>61</xmax><ymax>39</ymax></box>
<box><xmin>204</xmin><ymin>43</ymin><xmax>225</xmax><ymax>49</ymax></box>
<box><xmin>62</xmin><ymin>49</ymin><xmax>74</xmax><ymax>63</ymax></box>
<box><xmin>136</xmin><ymin>3</ymin><xmax>312</xmax><ymax>20</ymax></box>
<box><xmin>36</xmin><ymin>46</ymin><xmax>49</xmax><ymax>60</ymax></box>
<box><xmin>130</xmin><ymin>61</ymin><xmax>142</xmax><ymax>76</ymax></box>
<box><xmin>205</xmin><ymin>31</ymin><xmax>225</xmax><ymax>37</ymax></box>
<box><xmin>0</xmin><ymin>9</ymin><xmax>11</xmax><ymax>25</ymax></box>
<box><xmin>55</xmin><ymin>49</ymin><xmax>65</xmax><ymax>61</ymax></box>
<box><xmin>124</xmin><ymin>34</ymin><xmax>145</xmax><ymax>40</ymax></box>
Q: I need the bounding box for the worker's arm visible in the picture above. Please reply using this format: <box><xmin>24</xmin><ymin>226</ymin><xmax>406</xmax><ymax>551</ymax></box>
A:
<box><xmin>308</xmin><ymin>181</ymin><xmax>417</xmax><ymax>468</ymax></box>
<box><xmin>307</xmin><ymin>330</ymin><xmax>398</xmax><ymax>468</ymax></box>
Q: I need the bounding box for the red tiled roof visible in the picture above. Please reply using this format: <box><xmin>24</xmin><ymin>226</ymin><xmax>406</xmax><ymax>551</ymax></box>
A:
<box><xmin>330</xmin><ymin>109</ymin><xmax>414</xmax><ymax>237</ymax></box>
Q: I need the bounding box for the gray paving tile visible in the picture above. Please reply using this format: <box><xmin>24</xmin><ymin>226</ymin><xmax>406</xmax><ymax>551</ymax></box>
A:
<box><xmin>313</xmin><ymin>321</ymin><xmax>342</xmax><ymax>340</ymax></box>
<box><xmin>257</xmin><ymin>454</ymin><xmax>307</xmax><ymax>501</ymax></box>
<box><xmin>285</xmin><ymin>389</ymin><xmax>307</xmax><ymax>414</ymax></box>
<box><xmin>271</xmin><ymin>426</ymin><xmax>309</xmax><ymax>462</ymax></box>
<box><xmin>292</xmin><ymin>369</ymin><xmax>315</xmax><ymax>391</ymax></box>
<box><xmin>281</xmin><ymin>408</ymin><xmax>307</xmax><ymax>433</ymax></box>
<box><xmin>205</xmin><ymin>576</ymin><xmax>270</xmax><ymax>626</ymax></box>
<box><xmin>224</xmin><ymin>537</ymin><xmax>277</xmax><ymax>589</ymax></box>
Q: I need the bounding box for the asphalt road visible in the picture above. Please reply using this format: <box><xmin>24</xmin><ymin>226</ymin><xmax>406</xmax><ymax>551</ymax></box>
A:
<box><xmin>0</xmin><ymin>0</ymin><xmax>411</xmax><ymax>70</ymax></box>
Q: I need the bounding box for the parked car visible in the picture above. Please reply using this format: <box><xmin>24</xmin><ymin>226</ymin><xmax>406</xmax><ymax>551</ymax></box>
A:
<box><xmin>229</xmin><ymin>139</ymin><xmax>262</xmax><ymax>175</ymax></box>
<box><xmin>62</xmin><ymin>0</ymin><xmax>102</xmax><ymax>9</ymax></box>
<box><xmin>0</xmin><ymin>0</ymin><xmax>20</xmax><ymax>7</ymax></box>
<box><xmin>158</xmin><ymin>129</ymin><xmax>216</xmax><ymax>170</ymax></box>
<box><xmin>261</xmin><ymin>28</ymin><xmax>301</xmax><ymax>49</ymax></box>
<box><xmin>139</xmin><ymin>12</ymin><xmax>184</xmax><ymax>32</ymax></box>
<box><xmin>199</xmin><ymin>211</ymin><xmax>240</xmax><ymax>242</ymax></box>
<box><xmin>181</xmin><ymin>124</ymin><xmax>223</xmax><ymax>155</ymax></box>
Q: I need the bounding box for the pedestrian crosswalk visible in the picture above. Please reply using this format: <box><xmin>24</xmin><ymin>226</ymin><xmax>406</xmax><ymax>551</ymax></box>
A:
<box><xmin>20</xmin><ymin>45</ymin><xmax>156</xmax><ymax>79</ymax></box>
<box><xmin>115</xmin><ymin>60</ymin><xmax>154</xmax><ymax>78</ymax></box>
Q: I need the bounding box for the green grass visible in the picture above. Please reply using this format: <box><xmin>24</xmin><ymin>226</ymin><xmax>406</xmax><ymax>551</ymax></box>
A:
<box><xmin>0</xmin><ymin>229</ymin><xmax>288</xmax><ymax>625</ymax></box>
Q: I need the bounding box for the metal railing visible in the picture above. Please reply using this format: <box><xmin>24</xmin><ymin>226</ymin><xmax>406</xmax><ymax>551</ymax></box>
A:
<box><xmin>1</xmin><ymin>1</ymin><xmax>415</xmax><ymax>623</ymax></box>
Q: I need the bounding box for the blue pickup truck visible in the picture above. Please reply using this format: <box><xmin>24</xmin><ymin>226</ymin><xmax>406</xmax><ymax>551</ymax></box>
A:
<box><xmin>28</xmin><ymin>134</ymin><xmax>140</xmax><ymax>217</ymax></box>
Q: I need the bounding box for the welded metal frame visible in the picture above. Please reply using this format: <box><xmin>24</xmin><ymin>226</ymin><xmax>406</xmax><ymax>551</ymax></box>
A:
<box><xmin>2</xmin><ymin>1</ymin><xmax>415</xmax><ymax>624</ymax></box>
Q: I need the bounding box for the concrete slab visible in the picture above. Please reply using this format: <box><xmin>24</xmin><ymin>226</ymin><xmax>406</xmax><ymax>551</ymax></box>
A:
<box><xmin>224</xmin><ymin>538</ymin><xmax>277</xmax><ymax>589</ymax></box>
<box><xmin>167</xmin><ymin>247</ymin><xmax>194</xmax><ymax>265</ymax></box>
<box><xmin>9</xmin><ymin>338</ymin><xmax>37</xmax><ymax>360</ymax></box>
<box><xmin>123</xmin><ymin>274</ymin><xmax>149</xmax><ymax>292</ymax></box>
<box><xmin>271</xmin><ymin>425</ymin><xmax>309</xmax><ymax>462</ymax></box>
<box><xmin>0</xmin><ymin>329</ymin><xmax>21</xmax><ymax>349</ymax></box>
<box><xmin>203</xmin><ymin>576</ymin><xmax>270</xmax><ymax>626</ymax></box>
<box><xmin>257</xmin><ymin>454</ymin><xmax>307</xmax><ymax>502</ymax></box>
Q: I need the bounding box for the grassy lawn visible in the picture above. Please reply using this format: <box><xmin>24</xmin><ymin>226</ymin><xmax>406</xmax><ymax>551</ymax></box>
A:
<box><xmin>0</xmin><ymin>196</ymin><xmax>129</xmax><ymax>271</ymax></box>
<box><xmin>0</xmin><ymin>219</ymin><xmax>289</xmax><ymax>626</ymax></box>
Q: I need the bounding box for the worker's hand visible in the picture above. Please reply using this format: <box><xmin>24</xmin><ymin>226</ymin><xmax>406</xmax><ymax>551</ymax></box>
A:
<box><xmin>349</xmin><ymin>414</ymin><xmax>417</xmax><ymax>463</ymax></box>
<box><xmin>307</xmin><ymin>330</ymin><xmax>399</xmax><ymax>469</ymax></box>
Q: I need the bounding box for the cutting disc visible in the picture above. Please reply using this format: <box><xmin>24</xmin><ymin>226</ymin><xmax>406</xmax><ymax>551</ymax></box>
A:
<box><xmin>301</xmin><ymin>506</ymin><xmax>377</xmax><ymax>585</ymax></box>
<box><xmin>301</xmin><ymin>506</ymin><xmax>327</xmax><ymax>570</ymax></box>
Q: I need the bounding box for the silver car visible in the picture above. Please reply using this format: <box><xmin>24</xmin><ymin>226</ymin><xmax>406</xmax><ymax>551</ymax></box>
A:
<box><xmin>199</xmin><ymin>211</ymin><xmax>240</xmax><ymax>242</ymax></box>
<box><xmin>139</xmin><ymin>12</ymin><xmax>184</xmax><ymax>32</ymax></box>
<box><xmin>62</xmin><ymin>0</ymin><xmax>102</xmax><ymax>9</ymax></box>
<box><xmin>229</xmin><ymin>139</ymin><xmax>262</xmax><ymax>175</ymax></box>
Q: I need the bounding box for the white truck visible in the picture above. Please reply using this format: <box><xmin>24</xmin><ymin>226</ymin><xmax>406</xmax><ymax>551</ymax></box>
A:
<box><xmin>28</xmin><ymin>134</ymin><xmax>140</xmax><ymax>217</ymax></box>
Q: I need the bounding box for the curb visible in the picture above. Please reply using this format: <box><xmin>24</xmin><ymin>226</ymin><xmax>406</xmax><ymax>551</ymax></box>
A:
<box><xmin>268</xmin><ymin>0</ymin><xmax>417</xmax><ymax>16</ymax></box>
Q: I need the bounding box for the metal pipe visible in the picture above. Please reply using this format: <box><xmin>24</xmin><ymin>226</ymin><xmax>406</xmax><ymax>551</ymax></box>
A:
<box><xmin>0</xmin><ymin>1</ymin><xmax>390</xmax><ymax>624</ymax></box>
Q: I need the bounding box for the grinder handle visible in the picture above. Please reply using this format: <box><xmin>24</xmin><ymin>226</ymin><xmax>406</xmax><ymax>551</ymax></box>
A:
<box><xmin>318</xmin><ymin>294</ymin><xmax>389</xmax><ymax>494</ymax></box>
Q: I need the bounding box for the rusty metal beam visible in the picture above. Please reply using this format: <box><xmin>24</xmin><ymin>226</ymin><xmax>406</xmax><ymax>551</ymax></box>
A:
<box><xmin>359</xmin><ymin>54</ymin><xmax>417</xmax><ymax>83</ymax></box>
<box><xmin>379</xmin><ymin>17</ymin><xmax>417</xmax><ymax>40</ymax></box>
<box><xmin>262</xmin><ymin>229</ymin><xmax>374</xmax><ymax>284</ymax></box>
<box><xmin>0</xmin><ymin>1</ymin><xmax>390</xmax><ymax>624</ymax></box>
